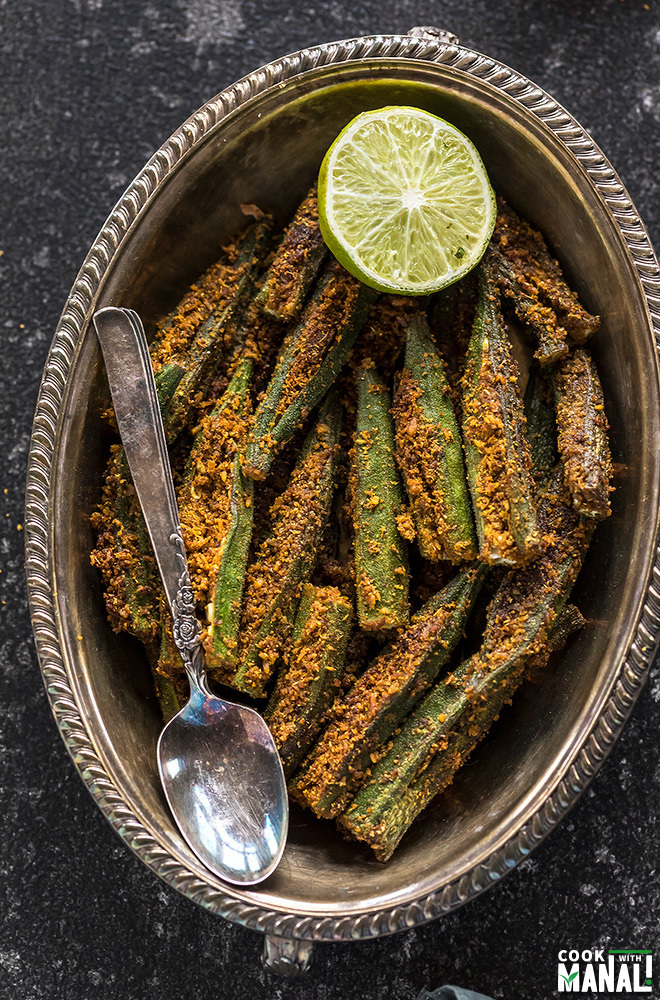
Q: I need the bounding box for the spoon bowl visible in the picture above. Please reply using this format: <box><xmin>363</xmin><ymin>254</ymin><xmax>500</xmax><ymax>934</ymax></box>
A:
<box><xmin>158</xmin><ymin>681</ymin><xmax>288</xmax><ymax>884</ymax></box>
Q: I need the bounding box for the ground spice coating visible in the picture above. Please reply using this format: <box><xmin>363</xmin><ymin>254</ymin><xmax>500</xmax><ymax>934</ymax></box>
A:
<box><xmin>245</xmin><ymin>259</ymin><xmax>374</xmax><ymax>479</ymax></box>
<box><xmin>351</xmin><ymin>295</ymin><xmax>419</xmax><ymax>378</ymax></box>
<box><xmin>393</xmin><ymin>316</ymin><xmax>476</xmax><ymax>564</ymax></box>
<box><xmin>265</xmin><ymin>584</ymin><xmax>352</xmax><ymax>775</ymax></box>
<box><xmin>234</xmin><ymin>397</ymin><xmax>342</xmax><ymax>697</ymax></box>
<box><xmin>553</xmin><ymin>347</ymin><xmax>613</xmax><ymax>519</ymax></box>
<box><xmin>257</xmin><ymin>186</ymin><xmax>327</xmax><ymax>321</ymax></box>
<box><xmin>493</xmin><ymin>198</ymin><xmax>600</xmax><ymax>359</ymax></box>
<box><xmin>292</xmin><ymin>564</ymin><xmax>486</xmax><ymax>819</ymax></box>
<box><xmin>462</xmin><ymin>257</ymin><xmax>540</xmax><ymax>566</ymax></box>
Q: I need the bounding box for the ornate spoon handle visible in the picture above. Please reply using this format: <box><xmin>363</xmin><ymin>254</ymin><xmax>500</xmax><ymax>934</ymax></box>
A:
<box><xmin>93</xmin><ymin>307</ymin><xmax>204</xmax><ymax>685</ymax></box>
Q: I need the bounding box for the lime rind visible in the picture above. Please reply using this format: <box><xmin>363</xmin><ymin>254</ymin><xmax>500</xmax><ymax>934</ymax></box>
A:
<box><xmin>318</xmin><ymin>106</ymin><xmax>497</xmax><ymax>296</ymax></box>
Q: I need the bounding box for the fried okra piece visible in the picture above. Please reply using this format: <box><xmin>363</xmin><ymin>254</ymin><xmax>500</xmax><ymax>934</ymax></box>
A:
<box><xmin>161</xmin><ymin>218</ymin><xmax>272</xmax><ymax>443</ymax></box>
<box><xmin>292</xmin><ymin>564</ymin><xmax>486</xmax><ymax>819</ymax></box>
<box><xmin>256</xmin><ymin>186</ymin><xmax>328</xmax><ymax>321</ymax></box>
<box><xmin>265</xmin><ymin>584</ymin><xmax>352</xmax><ymax>775</ymax></box>
<box><xmin>393</xmin><ymin>315</ymin><xmax>476</xmax><ymax>563</ymax></box>
<box><xmin>340</xmin><ymin>467</ymin><xmax>593</xmax><ymax>860</ymax></box>
<box><xmin>244</xmin><ymin>259</ymin><xmax>376</xmax><ymax>480</ymax></box>
<box><xmin>492</xmin><ymin>198</ymin><xmax>600</xmax><ymax>361</ymax></box>
<box><xmin>169</xmin><ymin>358</ymin><xmax>255</xmax><ymax>677</ymax></box>
<box><xmin>461</xmin><ymin>256</ymin><xmax>540</xmax><ymax>566</ymax></box>
<box><xmin>90</xmin><ymin>367</ymin><xmax>187</xmax><ymax>647</ymax></box>
<box><xmin>353</xmin><ymin>365</ymin><xmax>410</xmax><ymax>630</ymax></box>
<box><xmin>552</xmin><ymin>348</ymin><xmax>613</xmax><ymax>520</ymax></box>
<box><xmin>234</xmin><ymin>393</ymin><xmax>343</xmax><ymax>697</ymax></box>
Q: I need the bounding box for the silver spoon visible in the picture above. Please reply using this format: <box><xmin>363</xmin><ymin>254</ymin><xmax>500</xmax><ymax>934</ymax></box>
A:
<box><xmin>93</xmin><ymin>306</ymin><xmax>288</xmax><ymax>885</ymax></box>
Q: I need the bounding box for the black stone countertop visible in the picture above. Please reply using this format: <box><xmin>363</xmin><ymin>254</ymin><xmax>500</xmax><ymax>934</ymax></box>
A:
<box><xmin>2</xmin><ymin>2</ymin><xmax>660</xmax><ymax>998</ymax></box>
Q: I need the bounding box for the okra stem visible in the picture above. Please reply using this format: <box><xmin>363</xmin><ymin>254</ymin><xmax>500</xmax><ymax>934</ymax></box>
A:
<box><xmin>265</xmin><ymin>584</ymin><xmax>352</xmax><ymax>775</ymax></box>
<box><xmin>393</xmin><ymin>316</ymin><xmax>476</xmax><ymax>563</ymax></box>
<box><xmin>461</xmin><ymin>257</ymin><xmax>540</xmax><ymax>566</ymax></box>
<box><xmin>354</xmin><ymin>365</ymin><xmax>410</xmax><ymax>630</ymax></box>
<box><xmin>292</xmin><ymin>563</ymin><xmax>487</xmax><ymax>819</ymax></box>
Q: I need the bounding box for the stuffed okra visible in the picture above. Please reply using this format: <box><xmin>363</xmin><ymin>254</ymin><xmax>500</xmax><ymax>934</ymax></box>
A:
<box><xmin>265</xmin><ymin>584</ymin><xmax>352</xmax><ymax>775</ymax></box>
<box><xmin>393</xmin><ymin>315</ymin><xmax>476</xmax><ymax>564</ymax></box>
<box><xmin>244</xmin><ymin>259</ymin><xmax>376</xmax><ymax>480</ymax></box>
<box><xmin>234</xmin><ymin>394</ymin><xmax>342</xmax><ymax>697</ymax></box>
<box><xmin>353</xmin><ymin>365</ymin><xmax>410</xmax><ymax>630</ymax></box>
<box><xmin>293</xmin><ymin>564</ymin><xmax>487</xmax><ymax>819</ymax></box>
<box><xmin>256</xmin><ymin>186</ymin><xmax>327</xmax><ymax>321</ymax></box>
<box><xmin>340</xmin><ymin>466</ymin><xmax>593</xmax><ymax>859</ymax></box>
<box><xmin>553</xmin><ymin>348</ymin><xmax>612</xmax><ymax>519</ymax></box>
<box><xmin>462</xmin><ymin>256</ymin><xmax>540</xmax><ymax>566</ymax></box>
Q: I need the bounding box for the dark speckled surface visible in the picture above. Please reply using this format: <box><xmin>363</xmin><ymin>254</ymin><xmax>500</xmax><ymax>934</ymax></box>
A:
<box><xmin>2</xmin><ymin>2</ymin><xmax>660</xmax><ymax>998</ymax></box>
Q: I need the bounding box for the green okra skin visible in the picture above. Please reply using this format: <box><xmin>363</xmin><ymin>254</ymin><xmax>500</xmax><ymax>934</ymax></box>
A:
<box><xmin>490</xmin><ymin>248</ymin><xmax>570</xmax><ymax>365</ymax></box>
<box><xmin>354</xmin><ymin>365</ymin><xmax>410</xmax><ymax>630</ymax></box>
<box><xmin>244</xmin><ymin>260</ymin><xmax>377</xmax><ymax>480</ymax></box>
<box><xmin>163</xmin><ymin>218</ymin><xmax>272</xmax><ymax>444</ymax></box>
<box><xmin>177</xmin><ymin>356</ymin><xmax>255</xmax><ymax>671</ymax></box>
<box><xmin>265</xmin><ymin>584</ymin><xmax>352</xmax><ymax>776</ymax></box>
<box><xmin>205</xmin><ymin>453</ymin><xmax>254</xmax><ymax>667</ymax></box>
<box><xmin>292</xmin><ymin>563</ymin><xmax>487</xmax><ymax>820</ymax></box>
<box><xmin>91</xmin><ymin>366</ymin><xmax>187</xmax><ymax>646</ymax></box>
<box><xmin>552</xmin><ymin>347</ymin><xmax>613</xmax><ymax>520</ymax></box>
<box><xmin>340</xmin><ymin>466</ymin><xmax>593</xmax><ymax>860</ymax></box>
<box><xmin>392</xmin><ymin>316</ymin><xmax>476</xmax><ymax>564</ymax></box>
<box><xmin>233</xmin><ymin>393</ymin><xmax>343</xmax><ymax>698</ymax></box>
<box><xmin>523</xmin><ymin>364</ymin><xmax>557</xmax><ymax>489</ymax></box>
<box><xmin>461</xmin><ymin>257</ymin><xmax>540</xmax><ymax>567</ymax></box>
<box><xmin>256</xmin><ymin>186</ymin><xmax>328</xmax><ymax>321</ymax></box>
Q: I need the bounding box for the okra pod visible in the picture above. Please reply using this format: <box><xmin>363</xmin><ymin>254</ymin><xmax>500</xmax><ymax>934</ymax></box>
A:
<box><xmin>174</xmin><ymin>357</ymin><xmax>254</xmax><ymax>678</ymax></box>
<box><xmin>523</xmin><ymin>364</ymin><xmax>557</xmax><ymax>489</ymax></box>
<box><xmin>244</xmin><ymin>259</ymin><xmax>377</xmax><ymax>480</ymax></box>
<box><xmin>552</xmin><ymin>347</ymin><xmax>612</xmax><ymax>520</ymax></box>
<box><xmin>461</xmin><ymin>257</ymin><xmax>540</xmax><ymax>566</ymax></box>
<box><xmin>293</xmin><ymin>563</ymin><xmax>487</xmax><ymax>819</ymax></box>
<box><xmin>90</xmin><ymin>367</ymin><xmax>186</xmax><ymax>646</ymax></box>
<box><xmin>341</xmin><ymin>467</ymin><xmax>593</xmax><ymax>859</ymax></box>
<box><xmin>163</xmin><ymin>218</ymin><xmax>272</xmax><ymax>443</ymax></box>
<box><xmin>256</xmin><ymin>186</ymin><xmax>327</xmax><ymax>321</ymax></box>
<box><xmin>265</xmin><ymin>584</ymin><xmax>352</xmax><ymax>775</ymax></box>
<box><xmin>353</xmin><ymin>365</ymin><xmax>410</xmax><ymax>630</ymax></box>
<box><xmin>493</xmin><ymin>199</ymin><xmax>600</xmax><ymax>348</ymax></box>
<box><xmin>393</xmin><ymin>316</ymin><xmax>476</xmax><ymax>563</ymax></box>
<box><xmin>233</xmin><ymin>393</ymin><xmax>343</xmax><ymax>697</ymax></box>
<box><xmin>491</xmin><ymin>248</ymin><xmax>569</xmax><ymax>365</ymax></box>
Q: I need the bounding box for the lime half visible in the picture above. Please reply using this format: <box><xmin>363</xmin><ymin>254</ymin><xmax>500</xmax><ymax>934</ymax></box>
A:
<box><xmin>318</xmin><ymin>106</ymin><xmax>496</xmax><ymax>295</ymax></box>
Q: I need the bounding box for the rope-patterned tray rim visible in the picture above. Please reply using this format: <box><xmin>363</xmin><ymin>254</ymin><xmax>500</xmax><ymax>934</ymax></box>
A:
<box><xmin>25</xmin><ymin>31</ymin><xmax>660</xmax><ymax>944</ymax></box>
